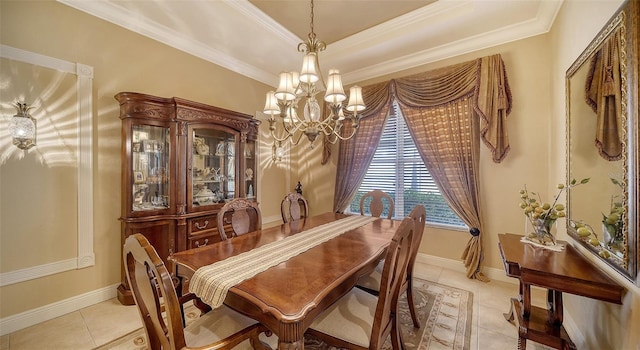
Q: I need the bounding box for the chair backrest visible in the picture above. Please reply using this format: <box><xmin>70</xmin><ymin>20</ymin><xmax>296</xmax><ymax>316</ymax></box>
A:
<box><xmin>407</xmin><ymin>204</ymin><xmax>426</xmax><ymax>281</ymax></box>
<box><xmin>281</xmin><ymin>192</ymin><xmax>309</xmax><ymax>223</ymax></box>
<box><xmin>370</xmin><ymin>217</ymin><xmax>414</xmax><ymax>349</ymax></box>
<box><xmin>217</xmin><ymin>198</ymin><xmax>262</xmax><ymax>240</ymax></box>
<box><xmin>359</xmin><ymin>189</ymin><xmax>394</xmax><ymax>219</ymax></box>
<box><xmin>123</xmin><ymin>234</ymin><xmax>187</xmax><ymax>350</ymax></box>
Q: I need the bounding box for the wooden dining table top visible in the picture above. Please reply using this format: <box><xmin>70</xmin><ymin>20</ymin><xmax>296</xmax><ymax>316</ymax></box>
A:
<box><xmin>169</xmin><ymin>212</ymin><xmax>398</xmax><ymax>348</ymax></box>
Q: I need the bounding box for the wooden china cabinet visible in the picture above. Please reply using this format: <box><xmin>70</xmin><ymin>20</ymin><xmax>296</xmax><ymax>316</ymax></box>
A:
<box><xmin>115</xmin><ymin>92</ymin><xmax>259</xmax><ymax>305</ymax></box>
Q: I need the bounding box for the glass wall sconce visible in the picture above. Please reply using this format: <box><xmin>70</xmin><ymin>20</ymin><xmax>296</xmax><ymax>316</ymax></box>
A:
<box><xmin>272</xmin><ymin>141</ymin><xmax>284</xmax><ymax>162</ymax></box>
<box><xmin>8</xmin><ymin>102</ymin><xmax>36</xmax><ymax>150</ymax></box>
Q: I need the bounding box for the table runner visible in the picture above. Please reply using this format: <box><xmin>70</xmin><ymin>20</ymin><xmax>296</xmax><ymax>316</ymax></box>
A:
<box><xmin>189</xmin><ymin>215</ymin><xmax>378</xmax><ymax>308</ymax></box>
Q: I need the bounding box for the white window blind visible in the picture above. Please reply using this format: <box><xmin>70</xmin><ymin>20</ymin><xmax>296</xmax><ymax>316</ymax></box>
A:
<box><xmin>348</xmin><ymin>102</ymin><xmax>466</xmax><ymax>227</ymax></box>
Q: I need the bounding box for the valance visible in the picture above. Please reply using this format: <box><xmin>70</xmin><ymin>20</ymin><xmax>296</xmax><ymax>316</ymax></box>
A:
<box><xmin>358</xmin><ymin>54</ymin><xmax>511</xmax><ymax>162</ymax></box>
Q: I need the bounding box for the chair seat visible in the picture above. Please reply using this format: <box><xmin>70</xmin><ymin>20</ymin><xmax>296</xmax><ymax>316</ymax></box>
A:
<box><xmin>308</xmin><ymin>287</ymin><xmax>377</xmax><ymax>348</ymax></box>
<box><xmin>356</xmin><ymin>260</ymin><xmax>383</xmax><ymax>292</ymax></box>
<box><xmin>185</xmin><ymin>304</ymin><xmax>278</xmax><ymax>349</ymax></box>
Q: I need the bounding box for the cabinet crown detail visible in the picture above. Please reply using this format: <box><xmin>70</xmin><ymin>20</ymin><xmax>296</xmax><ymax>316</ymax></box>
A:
<box><xmin>115</xmin><ymin>92</ymin><xmax>260</xmax><ymax>140</ymax></box>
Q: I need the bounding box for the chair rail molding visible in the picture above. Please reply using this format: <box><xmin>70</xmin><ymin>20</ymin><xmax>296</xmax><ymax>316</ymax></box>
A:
<box><xmin>0</xmin><ymin>45</ymin><xmax>95</xmax><ymax>287</ymax></box>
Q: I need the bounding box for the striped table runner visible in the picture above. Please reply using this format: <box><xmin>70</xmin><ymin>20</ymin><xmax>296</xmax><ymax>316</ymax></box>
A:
<box><xmin>188</xmin><ymin>215</ymin><xmax>377</xmax><ymax>308</ymax></box>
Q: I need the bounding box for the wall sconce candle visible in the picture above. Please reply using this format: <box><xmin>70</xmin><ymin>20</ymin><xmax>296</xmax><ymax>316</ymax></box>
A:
<box><xmin>8</xmin><ymin>102</ymin><xmax>36</xmax><ymax>150</ymax></box>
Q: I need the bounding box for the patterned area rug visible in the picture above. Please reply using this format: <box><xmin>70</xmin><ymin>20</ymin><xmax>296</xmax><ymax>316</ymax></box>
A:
<box><xmin>96</xmin><ymin>278</ymin><xmax>472</xmax><ymax>350</ymax></box>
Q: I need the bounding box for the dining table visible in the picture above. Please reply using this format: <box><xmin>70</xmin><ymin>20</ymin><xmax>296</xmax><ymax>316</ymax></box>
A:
<box><xmin>168</xmin><ymin>211</ymin><xmax>399</xmax><ymax>350</ymax></box>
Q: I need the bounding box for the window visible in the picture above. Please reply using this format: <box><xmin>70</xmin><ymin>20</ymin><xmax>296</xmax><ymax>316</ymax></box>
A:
<box><xmin>348</xmin><ymin>102</ymin><xmax>466</xmax><ymax>228</ymax></box>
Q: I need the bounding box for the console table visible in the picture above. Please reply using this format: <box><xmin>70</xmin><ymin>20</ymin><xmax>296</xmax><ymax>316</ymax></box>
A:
<box><xmin>498</xmin><ymin>233</ymin><xmax>624</xmax><ymax>350</ymax></box>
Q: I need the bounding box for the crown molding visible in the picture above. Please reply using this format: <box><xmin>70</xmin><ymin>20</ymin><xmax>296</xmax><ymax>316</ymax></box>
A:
<box><xmin>57</xmin><ymin>0</ymin><xmax>563</xmax><ymax>86</ymax></box>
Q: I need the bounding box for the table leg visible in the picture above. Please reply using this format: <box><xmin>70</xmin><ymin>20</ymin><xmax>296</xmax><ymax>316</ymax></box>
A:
<box><xmin>504</xmin><ymin>281</ymin><xmax>526</xmax><ymax>323</ymax></box>
<box><xmin>522</xmin><ymin>283</ymin><xmax>531</xmax><ymax>319</ymax></box>
<box><xmin>547</xmin><ymin>289</ymin><xmax>563</xmax><ymax>327</ymax></box>
<box><xmin>503</xmin><ymin>299</ymin><xmax>516</xmax><ymax>323</ymax></box>
<box><xmin>277</xmin><ymin>339</ymin><xmax>304</xmax><ymax>350</ymax></box>
<box><xmin>276</xmin><ymin>324</ymin><xmax>305</xmax><ymax>350</ymax></box>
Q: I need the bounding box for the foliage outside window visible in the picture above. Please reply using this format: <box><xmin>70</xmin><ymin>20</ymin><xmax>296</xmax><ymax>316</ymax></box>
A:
<box><xmin>348</xmin><ymin>102</ymin><xmax>465</xmax><ymax>228</ymax></box>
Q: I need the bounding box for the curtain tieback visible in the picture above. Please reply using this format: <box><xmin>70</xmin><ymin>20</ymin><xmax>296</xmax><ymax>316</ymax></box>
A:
<box><xmin>469</xmin><ymin>227</ymin><xmax>480</xmax><ymax>237</ymax></box>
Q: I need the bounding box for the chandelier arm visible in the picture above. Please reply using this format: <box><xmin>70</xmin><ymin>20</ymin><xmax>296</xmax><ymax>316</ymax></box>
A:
<box><xmin>282</xmin><ymin>118</ymin><xmax>306</xmax><ymax>136</ymax></box>
<box><xmin>290</xmin><ymin>131</ymin><xmax>307</xmax><ymax>146</ymax></box>
<box><xmin>331</xmin><ymin>127</ymin><xmax>358</xmax><ymax>141</ymax></box>
<box><xmin>324</xmin><ymin>132</ymin><xmax>340</xmax><ymax>145</ymax></box>
<box><xmin>270</xmin><ymin>129</ymin><xmax>293</xmax><ymax>143</ymax></box>
<box><xmin>318</xmin><ymin>121</ymin><xmax>338</xmax><ymax>136</ymax></box>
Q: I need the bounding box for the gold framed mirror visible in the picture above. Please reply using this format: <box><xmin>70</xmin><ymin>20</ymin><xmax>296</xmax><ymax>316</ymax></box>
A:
<box><xmin>566</xmin><ymin>0</ymin><xmax>638</xmax><ymax>284</ymax></box>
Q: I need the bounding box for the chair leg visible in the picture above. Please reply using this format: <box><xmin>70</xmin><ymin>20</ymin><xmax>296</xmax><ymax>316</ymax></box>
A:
<box><xmin>406</xmin><ymin>280</ymin><xmax>421</xmax><ymax>328</ymax></box>
<box><xmin>391</xmin><ymin>315</ymin><xmax>405</xmax><ymax>350</ymax></box>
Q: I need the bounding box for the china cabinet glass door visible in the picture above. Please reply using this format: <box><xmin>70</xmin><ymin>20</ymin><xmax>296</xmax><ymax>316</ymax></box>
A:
<box><xmin>244</xmin><ymin>142</ymin><xmax>256</xmax><ymax>198</ymax></box>
<box><xmin>131</xmin><ymin>125</ymin><xmax>170</xmax><ymax>212</ymax></box>
<box><xmin>191</xmin><ymin>128</ymin><xmax>236</xmax><ymax>207</ymax></box>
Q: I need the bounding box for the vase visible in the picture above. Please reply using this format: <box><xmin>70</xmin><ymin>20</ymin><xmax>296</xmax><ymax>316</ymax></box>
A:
<box><xmin>532</xmin><ymin>218</ymin><xmax>556</xmax><ymax>245</ymax></box>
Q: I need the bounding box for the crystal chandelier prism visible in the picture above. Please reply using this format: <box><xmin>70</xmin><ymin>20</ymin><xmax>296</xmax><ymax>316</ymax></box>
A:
<box><xmin>263</xmin><ymin>0</ymin><xmax>366</xmax><ymax>150</ymax></box>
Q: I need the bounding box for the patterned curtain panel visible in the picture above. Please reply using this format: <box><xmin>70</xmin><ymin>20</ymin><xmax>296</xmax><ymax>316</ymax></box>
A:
<box><xmin>585</xmin><ymin>29</ymin><xmax>623</xmax><ymax>161</ymax></box>
<box><xmin>333</xmin><ymin>81</ymin><xmax>393</xmax><ymax>213</ymax></box>
<box><xmin>333</xmin><ymin>54</ymin><xmax>512</xmax><ymax>280</ymax></box>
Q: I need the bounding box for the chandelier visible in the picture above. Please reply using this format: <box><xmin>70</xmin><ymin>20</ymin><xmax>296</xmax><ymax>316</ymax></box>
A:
<box><xmin>263</xmin><ymin>0</ymin><xmax>366</xmax><ymax>150</ymax></box>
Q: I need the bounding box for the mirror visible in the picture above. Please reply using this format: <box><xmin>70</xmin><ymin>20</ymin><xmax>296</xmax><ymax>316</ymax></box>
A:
<box><xmin>566</xmin><ymin>0</ymin><xmax>638</xmax><ymax>284</ymax></box>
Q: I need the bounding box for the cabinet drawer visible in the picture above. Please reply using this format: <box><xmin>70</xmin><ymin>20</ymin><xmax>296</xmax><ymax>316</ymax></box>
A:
<box><xmin>188</xmin><ymin>232</ymin><xmax>222</xmax><ymax>249</ymax></box>
<box><xmin>188</xmin><ymin>215</ymin><xmax>217</xmax><ymax>235</ymax></box>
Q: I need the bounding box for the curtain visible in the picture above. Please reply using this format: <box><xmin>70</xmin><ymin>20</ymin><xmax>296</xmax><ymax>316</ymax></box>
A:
<box><xmin>333</xmin><ymin>54</ymin><xmax>512</xmax><ymax>280</ymax></box>
<box><xmin>333</xmin><ymin>81</ymin><xmax>393</xmax><ymax>212</ymax></box>
<box><xmin>585</xmin><ymin>28</ymin><xmax>623</xmax><ymax>161</ymax></box>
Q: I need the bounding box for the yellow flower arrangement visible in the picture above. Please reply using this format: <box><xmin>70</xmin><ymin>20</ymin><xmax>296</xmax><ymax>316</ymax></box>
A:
<box><xmin>519</xmin><ymin>178</ymin><xmax>589</xmax><ymax>245</ymax></box>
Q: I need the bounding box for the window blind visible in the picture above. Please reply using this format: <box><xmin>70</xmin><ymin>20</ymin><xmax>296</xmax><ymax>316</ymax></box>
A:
<box><xmin>349</xmin><ymin>102</ymin><xmax>465</xmax><ymax>227</ymax></box>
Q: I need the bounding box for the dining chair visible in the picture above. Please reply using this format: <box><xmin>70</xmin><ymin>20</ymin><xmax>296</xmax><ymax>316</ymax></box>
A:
<box><xmin>305</xmin><ymin>216</ymin><xmax>415</xmax><ymax>350</ymax></box>
<box><xmin>217</xmin><ymin>198</ymin><xmax>262</xmax><ymax>240</ymax></box>
<box><xmin>123</xmin><ymin>233</ymin><xmax>276</xmax><ymax>350</ymax></box>
<box><xmin>355</xmin><ymin>204</ymin><xmax>427</xmax><ymax>328</ymax></box>
<box><xmin>359</xmin><ymin>189</ymin><xmax>394</xmax><ymax>219</ymax></box>
<box><xmin>281</xmin><ymin>192</ymin><xmax>309</xmax><ymax>223</ymax></box>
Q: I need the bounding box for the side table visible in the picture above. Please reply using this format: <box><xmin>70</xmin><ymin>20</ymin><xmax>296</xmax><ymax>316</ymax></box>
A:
<box><xmin>498</xmin><ymin>233</ymin><xmax>624</xmax><ymax>350</ymax></box>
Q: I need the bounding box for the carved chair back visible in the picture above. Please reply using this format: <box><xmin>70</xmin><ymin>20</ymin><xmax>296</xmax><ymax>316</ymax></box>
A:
<box><xmin>360</xmin><ymin>189</ymin><xmax>394</xmax><ymax>219</ymax></box>
<box><xmin>281</xmin><ymin>192</ymin><xmax>309</xmax><ymax>223</ymax></box>
<box><xmin>217</xmin><ymin>198</ymin><xmax>262</xmax><ymax>240</ymax></box>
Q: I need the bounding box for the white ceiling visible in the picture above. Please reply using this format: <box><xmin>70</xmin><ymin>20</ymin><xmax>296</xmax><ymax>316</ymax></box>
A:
<box><xmin>57</xmin><ymin>0</ymin><xmax>563</xmax><ymax>87</ymax></box>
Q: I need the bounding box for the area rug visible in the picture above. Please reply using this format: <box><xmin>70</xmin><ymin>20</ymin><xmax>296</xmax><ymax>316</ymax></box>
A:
<box><xmin>96</xmin><ymin>278</ymin><xmax>473</xmax><ymax>350</ymax></box>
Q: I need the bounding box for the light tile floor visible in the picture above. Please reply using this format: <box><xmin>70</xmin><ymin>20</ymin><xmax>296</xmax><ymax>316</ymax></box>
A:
<box><xmin>1</xmin><ymin>263</ymin><xmax>553</xmax><ymax>350</ymax></box>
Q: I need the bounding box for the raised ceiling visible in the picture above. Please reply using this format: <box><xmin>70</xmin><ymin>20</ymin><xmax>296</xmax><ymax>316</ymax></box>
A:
<box><xmin>58</xmin><ymin>0</ymin><xmax>562</xmax><ymax>87</ymax></box>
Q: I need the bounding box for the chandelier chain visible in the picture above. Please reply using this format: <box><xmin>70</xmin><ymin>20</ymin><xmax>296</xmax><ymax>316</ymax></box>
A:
<box><xmin>309</xmin><ymin>0</ymin><xmax>315</xmax><ymax>38</ymax></box>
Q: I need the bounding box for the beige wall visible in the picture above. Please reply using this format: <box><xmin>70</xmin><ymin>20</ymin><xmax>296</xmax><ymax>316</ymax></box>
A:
<box><xmin>0</xmin><ymin>0</ymin><xmax>285</xmax><ymax>318</ymax></box>
<box><xmin>1</xmin><ymin>0</ymin><xmax>639</xmax><ymax>348</ymax></box>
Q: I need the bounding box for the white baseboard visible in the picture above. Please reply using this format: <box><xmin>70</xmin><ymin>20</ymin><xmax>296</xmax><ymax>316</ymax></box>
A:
<box><xmin>0</xmin><ymin>283</ymin><xmax>119</xmax><ymax>336</ymax></box>
<box><xmin>415</xmin><ymin>252</ymin><xmax>515</xmax><ymax>284</ymax></box>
